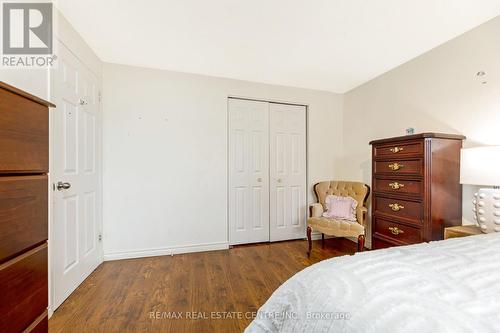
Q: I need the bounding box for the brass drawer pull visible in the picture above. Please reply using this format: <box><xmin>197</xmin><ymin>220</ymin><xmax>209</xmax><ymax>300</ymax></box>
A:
<box><xmin>388</xmin><ymin>226</ymin><xmax>404</xmax><ymax>235</ymax></box>
<box><xmin>389</xmin><ymin>203</ymin><xmax>405</xmax><ymax>211</ymax></box>
<box><xmin>388</xmin><ymin>163</ymin><xmax>404</xmax><ymax>171</ymax></box>
<box><xmin>389</xmin><ymin>182</ymin><xmax>404</xmax><ymax>190</ymax></box>
<box><xmin>390</xmin><ymin>146</ymin><xmax>404</xmax><ymax>153</ymax></box>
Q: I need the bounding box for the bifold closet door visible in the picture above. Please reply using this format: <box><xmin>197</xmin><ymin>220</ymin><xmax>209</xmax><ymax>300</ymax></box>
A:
<box><xmin>228</xmin><ymin>99</ymin><xmax>270</xmax><ymax>245</ymax></box>
<box><xmin>269</xmin><ymin>103</ymin><xmax>307</xmax><ymax>242</ymax></box>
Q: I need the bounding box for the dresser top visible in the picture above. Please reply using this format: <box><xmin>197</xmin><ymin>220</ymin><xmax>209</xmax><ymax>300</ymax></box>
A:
<box><xmin>369</xmin><ymin>132</ymin><xmax>466</xmax><ymax>145</ymax></box>
<box><xmin>0</xmin><ymin>81</ymin><xmax>55</xmax><ymax>108</ymax></box>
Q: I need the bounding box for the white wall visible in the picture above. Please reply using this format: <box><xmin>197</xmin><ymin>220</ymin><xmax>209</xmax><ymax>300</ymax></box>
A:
<box><xmin>342</xmin><ymin>16</ymin><xmax>500</xmax><ymax>242</ymax></box>
<box><xmin>55</xmin><ymin>13</ymin><xmax>102</xmax><ymax>80</ymax></box>
<box><xmin>0</xmin><ymin>69</ymin><xmax>49</xmax><ymax>99</ymax></box>
<box><xmin>102</xmin><ymin>63</ymin><xmax>343</xmax><ymax>259</ymax></box>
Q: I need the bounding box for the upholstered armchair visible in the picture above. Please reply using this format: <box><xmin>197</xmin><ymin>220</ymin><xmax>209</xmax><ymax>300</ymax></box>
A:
<box><xmin>307</xmin><ymin>181</ymin><xmax>370</xmax><ymax>256</ymax></box>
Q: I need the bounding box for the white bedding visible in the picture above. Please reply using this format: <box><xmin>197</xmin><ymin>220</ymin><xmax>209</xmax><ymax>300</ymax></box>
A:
<box><xmin>246</xmin><ymin>233</ymin><xmax>500</xmax><ymax>333</ymax></box>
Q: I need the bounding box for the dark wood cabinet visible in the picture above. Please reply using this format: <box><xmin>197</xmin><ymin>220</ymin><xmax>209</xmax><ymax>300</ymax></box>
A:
<box><xmin>370</xmin><ymin>133</ymin><xmax>465</xmax><ymax>249</ymax></box>
<box><xmin>0</xmin><ymin>175</ymin><xmax>48</xmax><ymax>263</ymax></box>
<box><xmin>0</xmin><ymin>82</ymin><xmax>54</xmax><ymax>333</ymax></box>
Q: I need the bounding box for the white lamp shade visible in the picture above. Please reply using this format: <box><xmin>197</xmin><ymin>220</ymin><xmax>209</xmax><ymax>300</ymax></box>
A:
<box><xmin>460</xmin><ymin>146</ymin><xmax>500</xmax><ymax>186</ymax></box>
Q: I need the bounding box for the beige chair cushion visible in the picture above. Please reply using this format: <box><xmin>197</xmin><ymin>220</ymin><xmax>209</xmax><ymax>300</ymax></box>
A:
<box><xmin>307</xmin><ymin>181</ymin><xmax>369</xmax><ymax>237</ymax></box>
<box><xmin>308</xmin><ymin>216</ymin><xmax>365</xmax><ymax>238</ymax></box>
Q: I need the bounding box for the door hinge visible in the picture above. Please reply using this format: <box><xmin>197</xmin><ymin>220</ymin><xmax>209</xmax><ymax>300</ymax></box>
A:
<box><xmin>98</xmin><ymin>234</ymin><xmax>103</xmax><ymax>241</ymax></box>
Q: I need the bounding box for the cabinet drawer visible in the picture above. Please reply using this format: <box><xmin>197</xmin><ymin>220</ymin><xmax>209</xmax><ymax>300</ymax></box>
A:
<box><xmin>373</xmin><ymin>218</ymin><xmax>421</xmax><ymax>245</ymax></box>
<box><xmin>374</xmin><ymin>159</ymin><xmax>422</xmax><ymax>176</ymax></box>
<box><xmin>372</xmin><ymin>237</ymin><xmax>398</xmax><ymax>250</ymax></box>
<box><xmin>373</xmin><ymin>178</ymin><xmax>422</xmax><ymax>196</ymax></box>
<box><xmin>0</xmin><ymin>88</ymin><xmax>48</xmax><ymax>173</ymax></box>
<box><xmin>374</xmin><ymin>196</ymin><xmax>422</xmax><ymax>223</ymax></box>
<box><xmin>374</xmin><ymin>141</ymin><xmax>423</xmax><ymax>158</ymax></box>
<box><xmin>0</xmin><ymin>175</ymin><xmax>48</xmax><ymax>263</ymax></box>
<box><xmin>0</xmin><ymin>244</ymin><xmax>48</xmax><ymax>333</ymax></box>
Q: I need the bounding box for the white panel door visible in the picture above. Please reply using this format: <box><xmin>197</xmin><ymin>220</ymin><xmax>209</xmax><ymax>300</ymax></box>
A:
<box><xmin>228</xmin><ymin>98</ymin><xmax>270</xmax><ymax>245</ymax></box>
<box><xmin>51</xmin><ymin>42</ymin><xmax>102</xmax><ymax>310</ymax></box>
<box><xmin>269</xmin><ymin>103</ymin><xmax>307</xmax><ymax>242</ymax></box>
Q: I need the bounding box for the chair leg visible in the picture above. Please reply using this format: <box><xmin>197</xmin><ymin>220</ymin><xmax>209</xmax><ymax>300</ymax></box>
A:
<box><xmin>357</xmin><ymin>234</ymin><xmax>365</xmax><ymax>252</ymax></box>
<box><xmin>321</xmin><ymin>233</ymin><xmax>325</xmax><ymax>248</ymax></box>
<box><xmin>307</xmin><ymin>226</ymin><xmax>312</xmax><ymax>257</ymax></box>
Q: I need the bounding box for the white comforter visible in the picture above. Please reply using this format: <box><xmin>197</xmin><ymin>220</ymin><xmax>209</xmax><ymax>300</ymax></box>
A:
<box><xmin>246</xmin><ymin>233</ymin><xmax>500</xmax><ymax>333</ymax></box>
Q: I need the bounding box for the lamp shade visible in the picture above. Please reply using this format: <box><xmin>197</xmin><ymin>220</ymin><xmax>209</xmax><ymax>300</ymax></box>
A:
<box><xmin>460</xmin><ymin>146</ymin><xmax>500</xmax><ymax>186</ymax></box>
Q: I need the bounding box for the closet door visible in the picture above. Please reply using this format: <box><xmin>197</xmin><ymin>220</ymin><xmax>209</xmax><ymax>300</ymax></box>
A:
<box><xmin>269</xmin><ymin>103</ymin><xmax>307</xmax><ymax>241</ymax></box>
<box><xmin>228</xmin><ymin>99</ymin><xmax>270</xmax><ymax>245</ymax></box>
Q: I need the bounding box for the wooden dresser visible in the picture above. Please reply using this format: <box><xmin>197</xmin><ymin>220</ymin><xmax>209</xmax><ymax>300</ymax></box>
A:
<box><xmin>370</xmin><ymin>133</ymin><xmax>465</xmax><ymax>250</ymax></box>
<box><xmin>0</xmin><ymin>82</ymin><xmax>54</xmax><ymax>333</ymax></box>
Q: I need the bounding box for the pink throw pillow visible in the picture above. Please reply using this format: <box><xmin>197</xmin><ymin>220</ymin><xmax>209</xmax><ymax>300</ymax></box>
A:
<box><xmin>322</xmin><ymin>195</ymin><xmax>358</xmax><ymax>221</ymax></box>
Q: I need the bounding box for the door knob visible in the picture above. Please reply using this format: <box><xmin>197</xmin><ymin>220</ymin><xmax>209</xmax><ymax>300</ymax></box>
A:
<box><xmin>257</xmin><ymin>178</ymin><xmax>262</xmax><ymax>182</ymax></box>
<box><xmin>56</xmin><ymin>182</ymin><xmax>71</xmax><ymax>191</ymax></box>
<box><xmin>277</xmin><ymin>179</ymin><xmax>283</xmax><ymax>183</ymax></box>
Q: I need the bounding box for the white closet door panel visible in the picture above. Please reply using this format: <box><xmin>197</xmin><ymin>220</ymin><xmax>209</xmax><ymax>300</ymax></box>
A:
<box><xmin>269</xmin><ymin>103</ymin><xmax>307</xmax><ymax>242</ymax></box>
<box><xmin>229</xmin><ymin>99</ymin><xmax>270</xmax><ymax>245</ymax></box>
<box><xmin>52</xmin><ymin>42</ymin><xmax>102</xmax><ymax>310</ymax></box>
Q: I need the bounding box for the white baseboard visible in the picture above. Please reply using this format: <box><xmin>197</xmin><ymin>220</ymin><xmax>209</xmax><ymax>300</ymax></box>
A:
<box><xmin>103</xmin><ymin>241</ymin><xmax>229</xmax><ymax>261</ymax></box>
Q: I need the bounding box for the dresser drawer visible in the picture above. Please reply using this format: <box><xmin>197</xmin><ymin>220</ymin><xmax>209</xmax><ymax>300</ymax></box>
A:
<box><xmin>373</xmin><ymin>218</ymin><xmax>421</xmax><ymax>245</ymax></box>
<box><xmin>0</xmin><ymin>88</ymin><xmax>48</xmax><ymax>173</ymax></box>
<box><xmin>374</xmin><ymin>141</ymin><xmax>423</xmax><ymax>158</ymax></box>
<box><xmin>0</xmin><ymin>243</ymin><xmax>48</xmax><ymax>333</ymax></box>
<box><xmin>0</xmin><ymin>175</ymin><xmax>48</xmax><ymax>263</ymax></box>
<box><xmin>374</xmin><ymin>196</ymin><xmax>422</xmax><ymax>223</ymax></box>
<box><xmin>374</xmin><ymin>159</ymin><xmax>422</xmax><ymax>176</ymax></box>
<box><xmin>372</xmin><ymin>237</ymin><xmax>398</xmax><ymax>250</ymax></box>
<box><xmin>373</xmin><ymin>178</ymin><xmax>422</xmax><ymax>196</ymax></box>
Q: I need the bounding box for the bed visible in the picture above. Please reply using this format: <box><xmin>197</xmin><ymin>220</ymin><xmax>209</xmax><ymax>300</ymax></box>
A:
<box><xmin>245</xmin><ymin>233</ymin><xmax>500</xmax><ymax>333</ymax></box>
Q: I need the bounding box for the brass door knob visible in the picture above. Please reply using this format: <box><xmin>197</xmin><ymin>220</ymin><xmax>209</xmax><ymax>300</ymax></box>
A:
<box><xmin>389</xmin><ymin>203</ymin><xmax>405</xmax><ymax>211</ymax></box>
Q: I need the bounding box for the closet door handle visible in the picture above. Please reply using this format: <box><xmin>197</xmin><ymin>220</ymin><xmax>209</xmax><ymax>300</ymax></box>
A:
<box><xmin>257</xmin><ymin>178</ymin><xmax>262</xmax><ymax>182</ymax></box>
<box><xmin>277</xmin><ymin>179</ymin><xmax>283</xmax><ymax>183</ymax></box>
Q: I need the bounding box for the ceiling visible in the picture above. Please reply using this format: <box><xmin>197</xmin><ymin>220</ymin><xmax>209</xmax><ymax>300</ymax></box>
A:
<box><xmin>57</xmin><ymin>0</ymin><xmax>500</xmax><ymax>93</ymax></box>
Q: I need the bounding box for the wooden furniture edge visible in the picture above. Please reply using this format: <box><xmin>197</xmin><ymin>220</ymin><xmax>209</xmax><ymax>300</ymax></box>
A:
<box><xmin>0</xmin><ymin>81</ymin><xmax>56</xmax><ymax>108</ymax></box>
<box><xmin>369</xmin><ymin>132</ymin><xmax>466</xmax><ymax>145</ymax></box>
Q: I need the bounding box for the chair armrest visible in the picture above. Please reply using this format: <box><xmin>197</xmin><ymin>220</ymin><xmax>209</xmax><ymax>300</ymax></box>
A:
<box><xmin>309</xmin><ymin>203</ymin><xmax>324</xmax><ymax>218</ymax></box>
<box><xmin>357</xmin><ymin>206</ymin><xmax>368</xmax><ymax>226</ymax></box>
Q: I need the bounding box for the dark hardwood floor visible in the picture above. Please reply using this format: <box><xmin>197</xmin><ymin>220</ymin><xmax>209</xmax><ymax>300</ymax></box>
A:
<box><xmin>49</xmin><ymin>238</ymin><xmax>357</xmax><ymax>333</ymax></box>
